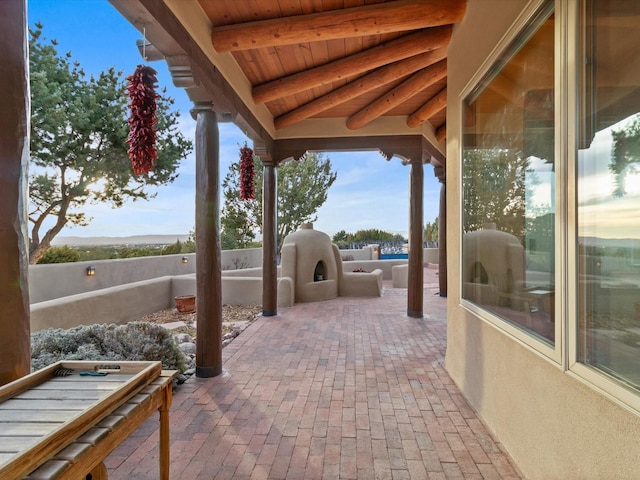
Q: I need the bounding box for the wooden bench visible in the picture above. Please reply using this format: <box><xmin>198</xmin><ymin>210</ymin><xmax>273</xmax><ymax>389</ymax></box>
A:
<box><xmin>0</xmin><ymin>361</ymin><xmax>176</xmax><ymax>480</ymax></box>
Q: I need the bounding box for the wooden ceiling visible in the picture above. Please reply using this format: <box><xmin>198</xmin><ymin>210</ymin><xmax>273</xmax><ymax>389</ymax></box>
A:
<box><xmin>197</xmin><ymin>0</ymin><xmax>466</xmax><ymax>139</ymax></box>
<box><xmin>108</xmin><ymin>0</ymin><xmax>467</xmax><ymax>170</ymax></box>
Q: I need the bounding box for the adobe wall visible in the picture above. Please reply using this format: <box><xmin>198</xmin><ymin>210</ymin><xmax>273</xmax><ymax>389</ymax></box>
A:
<box><xmin>445</xmin><ymin>1</ymin><xmax>640</xmax><ymax>478</ymax></box>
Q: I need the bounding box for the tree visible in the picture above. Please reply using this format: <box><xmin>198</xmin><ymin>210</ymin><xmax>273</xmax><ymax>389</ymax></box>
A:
<box><xmin>221</xmin><ymin>161</ymin><xmax>259</xmax><ymax>249</ymax></box>
<box><xmin>610</xmin><ymin>116</ymin><xmax>640</xmax><ymax>197</ymax></box>
<box><xmin>424</xmin><ymin>218</ymin><xmax>438</xmax><ymax>244</ymax></box>
<box><xmin>221</xmin><ymin>152</ymin><xmax>337</xmax><ymax>251</ymax></box>
<box><xmin>332</xmin><ymin>230</ymin><xmax>349</xmax><ymax>244</ymax></box>
<box><xmin>462</xmin><ymin>148</ymin><xmax>527</xmax><ymax>242</ymax></box>
<box><xmin>332</xmin><ymin>229</ymin><xmax>405</xmax><ymax>248</ymax></box>
<box><xmin>161</xmin><ymin>240</ymin><xmax>183</xmax><ymax>255</ymax></box>
<box><xmin>37</xmin><ymin>245</ymin><xmax>80</xmax><ymax>264</ymax></box>
<box><xmin>28</xmin><ymin>25</ymin><xmax>192</xmax><ymax>264</ymax></box>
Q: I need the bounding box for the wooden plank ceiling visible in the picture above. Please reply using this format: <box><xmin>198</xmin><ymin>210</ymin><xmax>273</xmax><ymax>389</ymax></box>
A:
<box><xmin>197</xmin><ymin>0</ymin><xmax>466</xmax><ymax>140</ymax></box>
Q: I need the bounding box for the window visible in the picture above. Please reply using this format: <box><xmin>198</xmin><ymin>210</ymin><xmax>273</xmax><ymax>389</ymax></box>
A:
<box><xmin>577</xmin><ymin>0</ymin><xmax>640</xmax><ymax>390</ymax></box>
<box><xmin>462</xmin><ymin>4</ymin><xmax>555</xmax><ymax>345</ymax></box>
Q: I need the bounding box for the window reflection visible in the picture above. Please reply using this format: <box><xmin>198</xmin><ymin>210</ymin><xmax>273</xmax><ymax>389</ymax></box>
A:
<box><xmin>462</xmin><ymin>5</ymin><xmax>555</xmax><ymax>344</ymax></box>
<box><xmin>578</xmin><ymin>0</ymin><xmax>640</xmax><ymax>389</ymax></box>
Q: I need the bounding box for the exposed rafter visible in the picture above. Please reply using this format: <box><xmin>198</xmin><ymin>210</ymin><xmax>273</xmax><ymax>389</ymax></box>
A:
<box><xmin>211</xmin><ymin>0</ymin><xmax>466</xmax><ymax>52</ymax></box>
<box><xmin>111</xmin><ymin>0</ymin><xmax>466</xmax><ymax>161</ymax></box>
<box><xmin>347</xmin><ymin>60</ymin><xmax>447</xmax><ymax>130</ymax></box>
<box><xmin>275</xmin><ymin>49</ymin><xmax>447</xmax><ymax>130</ymax></box>
<box><xmin>253</xmin><ymin>27</ymin><xmax>452</xmax><ymax>104</ymax></box>
<box><xmin>407</xmin><ymin>88</ymin><xmax>447</xmax><ymax>128</ymax></box>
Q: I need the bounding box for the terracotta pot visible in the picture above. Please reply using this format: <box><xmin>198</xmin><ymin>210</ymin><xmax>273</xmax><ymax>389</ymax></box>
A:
<box><xmin>175</xmin><ymin>294</ymin><xmax>196</xmax><ymax>314</ymax></box>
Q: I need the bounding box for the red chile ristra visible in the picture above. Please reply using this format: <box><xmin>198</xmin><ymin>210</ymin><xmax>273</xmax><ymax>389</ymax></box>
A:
<box><xmin>239</xmin><ymin>143</ymin><xmax>255</xmax><ymax>200</ymax></box>
<box><xmin>126</xmin><ymin>65</ymin><xmax>159</xmax><ymax>175</ymax></box>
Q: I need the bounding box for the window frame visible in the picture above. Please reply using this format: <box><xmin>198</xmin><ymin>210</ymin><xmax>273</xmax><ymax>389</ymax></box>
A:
<box><xmin>458</xmin><ymin>0</ymin><xmax>561</xmax><ymax>364</ymax></box>
<box><xmin>565</xmin><ymin>0</ymin><xmax>640</xmax><ymax>414</ymax></box>
<box><xmin>458</xmin><ymin>0</ymin><xmax>640</xmax><ymax>413</ymax></box>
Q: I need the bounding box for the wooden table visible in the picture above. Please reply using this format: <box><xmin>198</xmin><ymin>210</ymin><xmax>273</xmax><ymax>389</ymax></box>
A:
<box><xmin>0</xmin><ymin>361</ymin><xmax>176</xmax><ymax>479</ymax></box>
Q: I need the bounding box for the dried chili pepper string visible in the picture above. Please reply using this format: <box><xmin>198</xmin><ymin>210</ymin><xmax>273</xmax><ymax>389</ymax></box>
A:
<box><xmin>239</xmin><ymin>144</ymin><xmax>255</xmax><ymax>200</ymax></box>
<box><xmin>126</xmin><ymin>65</ymin><xmax>159</xmax><ymax>175</ymax></box>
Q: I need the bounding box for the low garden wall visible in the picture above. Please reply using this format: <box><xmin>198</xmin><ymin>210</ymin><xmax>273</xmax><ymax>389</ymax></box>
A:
<box><xmin>31</xmin><ymin>276</ymin><xmax>174</xmax><ymax>331</ymax></box>
<box><xmin>343</xmin><ymin>259</ymin><xmax>407</xmax><ymax>280</ymax></box>
<box><xmin>29</xmin><ymin>248</ymin><xmax>263</xmax><ymax>303</ymax></box>
<box><xmin>29</xmin><ymin>248</ymin><xmax>438</xmax><ymax>331</ymax></box>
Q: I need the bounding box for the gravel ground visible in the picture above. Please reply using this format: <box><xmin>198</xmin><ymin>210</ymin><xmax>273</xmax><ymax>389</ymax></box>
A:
<box><xmin>140</xmin><ymin>304</ymin><xmax>263</xmax><ymax>338</ymax></box>
<box><xmin>141</xmin><ymin>304</ymin><xmax>262</xmax><ymax>325</ymax></box>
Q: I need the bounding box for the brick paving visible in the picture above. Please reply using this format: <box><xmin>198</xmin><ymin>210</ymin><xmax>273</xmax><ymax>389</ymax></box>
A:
<box><xmin>106</xmin><ymin>269</ymin><xmax>522</xmax><ymax>479</ymax></box>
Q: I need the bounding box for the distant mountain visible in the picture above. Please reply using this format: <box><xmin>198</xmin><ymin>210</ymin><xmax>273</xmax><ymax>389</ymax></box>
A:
<box><xmin>579</xmin><ymin>236</ymin><xmax>639</xmax><ymax>248</ymax></box>
<box><xmin>52</xmin><ymin>234</ymin><xmax>191</xmax><ymax>246</ymax></box>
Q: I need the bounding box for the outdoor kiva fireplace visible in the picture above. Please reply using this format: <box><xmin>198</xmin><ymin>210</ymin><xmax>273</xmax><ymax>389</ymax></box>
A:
<box><xmin>281</xmin><ymin>223</ymin><xmax>340</xmax><ymax>302</ymax></box>
<box><xmin>281</xmin><ymin>223</ymin><xmax>383</xmax><ymax>303</ymax></box>
<box><xmin>462</xmin><ymin>223</ymin><xmax>525</xmax><ymax>307</ymax></box>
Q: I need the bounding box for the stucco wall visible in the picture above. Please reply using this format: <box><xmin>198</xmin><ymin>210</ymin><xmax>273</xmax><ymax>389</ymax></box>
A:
<box><xmin>343</xmin><ymin>260</ymin><xmax>407</xmax><ymax>280</ymax></box>
<box><xmin>29</xmin><ymin>254</ymin><xmax>195</xmax><ymax>303</ymax></box>
<box><xmin>30</xmin><ymin>277</ymin><xmax>173</xmax><ymax>331</ymax></box>
<box><xmin>29</xmin><ymin>249</ymin><xmax>262</xmax><ymax>303</ymax></box>
<box><xmin>445</xmin><ymin>1</ymin><xmax>640</xmax><ymax>478</ymax></box>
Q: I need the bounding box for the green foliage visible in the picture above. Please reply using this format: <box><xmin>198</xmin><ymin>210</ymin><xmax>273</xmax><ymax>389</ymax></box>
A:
<box><xmin>462</xmin><ymin>148</ymin><xmax>527</xmax><ymax>241</ymax></box>
<box><xmin>33</xmin><ymin>242</ymin><xmax>196</xmax><ymax>263</ymax></box>
<box><xmin>333</xmin><ymin>229</ymin><xmax>405</xmax><ymax>247</ymax></box>
<box><xmin>118</xmin><ymin>247</ymin><xmax>155</xmax><ymax>258</ymax></box>
<box><xmin>37</xmin><ymin>245</ymin><xmax>80</xmax><ymax>264</ymax></box>
<box><xmin>31</xmin><ymin>322</ymin><xmax>188</xmax><ymax>372</ymax></box>
<box><xmin>332</xmin><ymin>230</ymin><xmax>349</xmax><ymax>244</ymax></box>
<box><xmin>160</xmin><ymin>239</ymin><xmax>195</xmax><ymax>255</ymax></box>
<box><xmin>77</xmin><ymin>246</ymin><xmax>119</xmax><ymax>261</ymax></box>
<box><xmin>28</xmin><ymin>24</ymin><xmax>192</xmax><ymax>264</ymax></box>
<box><xmin>182</xmin><ymin>229</ymin><xmax>196</xmax><ymax>253</ymax></box>
<box><xmin>221</xmin><ymin>159</ymin><xmax>258</xmax><ymax>249</ymax></box>
<box><xmin>610</xmin><ymin>116</ymin><xmax>640</xmax><ymax>197</ymax></box>
<box><xmin>161</xmin><ymin>240</ymin><xmax>183</xmax><ymax>255</ymax></box>
<box><xmin>221</xmin><ymin>152</ymin><xmax>337</xmax><ymax>251</ymax></box>
<box><xmin>424</xmin><ymin>218</ymin><xmax>438</xmax><ymax>243</ymax></box>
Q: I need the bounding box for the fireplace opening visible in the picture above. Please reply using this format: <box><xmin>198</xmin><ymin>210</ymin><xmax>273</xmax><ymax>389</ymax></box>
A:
<box><xmin>314</xmin><ymin>261</ymin><xmax>326</xmax><ymax>282</ymax></box>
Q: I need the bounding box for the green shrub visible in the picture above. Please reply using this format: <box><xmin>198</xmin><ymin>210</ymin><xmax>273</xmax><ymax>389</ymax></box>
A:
<box><xmin>31</xmin><ymin>322</ymin><xmax>188</xmax><ymax>372</ymax></box>
<box><xmin>161</xmin><ymin>240</ymin><xmax>183</xmax><ymax>255</ymax></box>
<box><xmin>37</xmin><ymin>245</ymin><xmax>80</xmax><ymax>264</ymax></box>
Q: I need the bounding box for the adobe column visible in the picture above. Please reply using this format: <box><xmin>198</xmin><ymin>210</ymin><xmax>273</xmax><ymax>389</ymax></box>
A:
<box><xmin>0</xmin><ymin>0</ymin><xmax>31</xmax><ymax>386</ymax></box>
<box><xmin>407</xmin><ymin>157</ymin><xmax>424</xmax><ymax>318</ymax></box>
<box><xmin>192</xmin><ymin>102</ymin><xmax>222</xmax><ymax>377</ymax></box>
<box><xmin>262</xmin><ymin>159</ymin><xmax>278</xmax><ymax>316</ymax></box>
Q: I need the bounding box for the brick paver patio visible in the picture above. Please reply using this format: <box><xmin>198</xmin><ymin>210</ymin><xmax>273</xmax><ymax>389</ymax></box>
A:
<box><xmin>106</xmin><ymin>269</ymin><xmax>522</xmax><ymax>479</ymax></box>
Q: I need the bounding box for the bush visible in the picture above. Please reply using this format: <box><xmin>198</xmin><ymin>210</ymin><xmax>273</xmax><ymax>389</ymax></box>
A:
<box><xmin>31</xmin><ymin>322</ymin><xmax>188</xmax><ymax>372</ymax></box>
<box><xmin>37</xmin><ymin>245</ymin><xmax>80</xmax><ymax>264</ymax></box>
<box><xmin>161</xmin><ymin>240</ymin><xmax>183</xmax><ymax>255</ymax></box>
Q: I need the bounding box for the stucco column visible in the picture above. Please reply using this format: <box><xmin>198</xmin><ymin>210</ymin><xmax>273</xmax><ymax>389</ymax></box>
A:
<box><xmin>262</xmin><ymin>160</ymin><xmax>278</xmax><ymax>316</ymax></box>
<box><xmin>438</xmin><ymin>179</ymin><xmax>447</xmax><ymax>297</ymax></box>
<box><xmin>192</xmin><ymin>102</ymin><xmax>222</xmax><ymax>377</ymax></box>
<box><xmin>0</xmin><ymin>0</ymin><xmax>31</xmax><ymax>386</ymax></box>
<box><xmin>407</xmin><ymin>158</ymin><xmax>424</xmax><ymax>318</ymax></box>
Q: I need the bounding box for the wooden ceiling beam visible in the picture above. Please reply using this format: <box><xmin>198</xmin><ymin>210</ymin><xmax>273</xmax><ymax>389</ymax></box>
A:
<box><xmin>407</xmin><ymin>87</ymin><xmax>447</xmax><ymax>128</ymax></box>
<box><xmin>253</xmin><ymin>27</ymin><xmax>452</xmax><ymax>104</ymax></box>
<box><xmin>346</xmin><ymin>60</ymin><xmax>447</xmax><ymax>130</ymax></box>
<box><xmin>211</xmin><ymin>0</ymin><xmax>466</xmax><ymax>52</ymax></box>
<box><xmin>275</xmin><ymin>48</ymin><xmax>447</xmax><ymax>129</ymax></box>
<box><xmin>435</xmin><ymin>124</ymin><xmax>446</xmax><ymax>141</ymax></box>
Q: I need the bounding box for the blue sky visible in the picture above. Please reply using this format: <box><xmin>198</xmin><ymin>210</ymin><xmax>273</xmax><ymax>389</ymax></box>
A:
<box><xmin>28</xmin><ymin>0</ymin><xmax>441</xmax><ymax>240</ymax></box>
